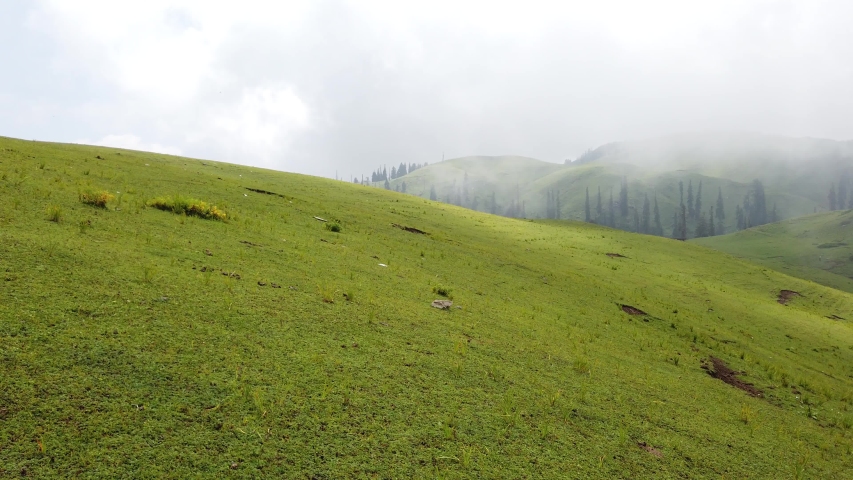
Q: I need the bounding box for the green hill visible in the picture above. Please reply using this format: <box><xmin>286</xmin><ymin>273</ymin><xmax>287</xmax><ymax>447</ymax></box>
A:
<box><xmin>2</xmin><ymin>136</ymin><xmax>853</xmax><ymax>478</ymax></box>
<box><xmin>694</xmin><ymin>210</ymin><xmax>853</xmax><ymax>294</ymax></box>
<box><xmin>387</xmin><ymin>133</ymin><xmax>848</xmax><ymax>237</ymax></box>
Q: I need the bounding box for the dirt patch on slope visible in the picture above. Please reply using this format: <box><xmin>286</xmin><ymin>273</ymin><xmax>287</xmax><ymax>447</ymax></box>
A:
<box><xmin>620</xmin><ymin>304</ymin><xmax>647</xmax><ymax>316</ymax></box>
<box><xmin>606</xmin><ymin>253</ymin><xmax>627</xmax><ymax>258</ymax></box>
<box><xmin>392</xmin><ymin>223</ymin><xmax>428</xmax><ymax>235</ymax></box>
<box><xmin>777</xmin><ymin>290</ymin><xmax>801</xmax><ymax>305</ymax></box>
<box><xmin>637</xmin><ymin>442</ymin><xmax>662</xmax><ymax>458</ymax></box>
<box><xmin>701</xmin><ymin>357</ymin><xmax>762</xmax><ymax>397</ymax></box>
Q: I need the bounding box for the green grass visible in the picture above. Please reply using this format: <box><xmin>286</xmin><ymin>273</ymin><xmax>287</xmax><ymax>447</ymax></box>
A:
<box><xmin>1</xmin><ymin>136</ymin><xmax>853</xmax><ymax>478</ymax></box>
<box><xmin>694</xmin><ymin>210</ymin><xmax>853</xmax><ymax>293</ymax></box>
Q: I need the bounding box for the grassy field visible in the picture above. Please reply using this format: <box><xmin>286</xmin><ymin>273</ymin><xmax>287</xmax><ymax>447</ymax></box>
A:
<box><xmin>1</xmin><ymin>136</ymin><xmax>853</xmax><ymax>478</ymax></box>
<box><xmin>694</xmin><ymin>210</ymin><xmax>853</xmax><ymax>294</ymax></box>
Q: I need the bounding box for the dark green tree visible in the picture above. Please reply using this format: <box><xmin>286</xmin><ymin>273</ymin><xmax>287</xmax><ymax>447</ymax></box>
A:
<box><xmin>619</xmin><ymin>177</ymin><xmax>629</xmax><ymax>217</ymax></box>
<box><xmin>584</xmin><ymin>187</ymin><xmax>591</xmax><ymax>222</ymax></box>
<box><xmin>634</xmin><ymin>209</ymin><xmax>640</xmax><ymax>233</ymax></box>
<box><xmin>735</xmin><ymin>204</ymin><xmax>744</xmax><ymax>230</ymax></box>
<box><xmin>695</xmin><ymin>212</ymin><xmax>709</xmax><ymax>238</ymax></box>
<box><xmin>829</xmin><ymin>183</ymin><xmax>837</xmax><ymax>210</ymax></box>
<box><xmin>709</xmin><ymin>207</ymin><xmax>715</xmax><ymax>236</ymax></box>
<box><xmin>653</xmin><ymin>195</ymin><xmax>663</xmax><ymax>236</ymax></box>
<box><xmin>641</xmin><ymin>194</ymin><xmax>650</xmax><ymax>234</ymax></box>
<box><xmin>747</xmin><ymin>180</ymin><xmax>767</xmax><ymax>226</ymax></box>
<box><xmin>695</xmin><ymin>181</ymin><xmax>703</xmax><ymax>218</ymax></box>
<box><xmin>839</xmin><ymin>175</ymin><xmax>848</xmax><ymax>210</ymax></box>
<box><xmin>596</xmin><ymin>187</ymin><xmax>603</xmax><ymax>221</ymax></box>
<box><xmin>679</xmin><ymin>204</ymin><xmax>688</xmax><ymax>239</ymax></box>
<box><xmin>679</xmin><ymin>181</ymin><xmax>684</xmax><ymax>207</ymax></box>
<box><xmin>490</xmin><ymin>192</ymin><xmax>497</xmax><ymax>214</ymax></box>
<box><xmin>384</xmin><ymin>179</ymin><xmax>390</xmax><ymax>190</ymax></box>
<box><xmin>429</xmin><ymin>185</ymin><xmax>437</xmax><ymax>200</ymax></box>
<box><xmin>687</xmin><ymin>180</ymin><xmax>695</xmax><ymax>219</ymax></box>
<box><xmin>671</xmin><ymin>211</ymin><xmax>678</xmax><ymax>238</ymax></box>
<box><xmin>401</xmin><ymin>181</ymin><xmax>407</xmax><ymax>193</ymax></box>
<box><xmin>608</xmin><ymin>190</ymin><xmax>615</xmax><ymax>227</ymax></box>
<box><xmin>716</xmin><ymin>187</ymin><xmax>725</xmax><ymax>228</ymax></box>
<box><xmin>770</xmin><ymin>202</ymin><xmax>778</xmax><ymax>223</ymax></box>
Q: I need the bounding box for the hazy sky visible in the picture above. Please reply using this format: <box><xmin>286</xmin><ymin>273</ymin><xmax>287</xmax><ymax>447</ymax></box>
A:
<box><xmin>2</xmin><ymin>1</ymin><xmax>852</xmax><ymax>178</ymax></box>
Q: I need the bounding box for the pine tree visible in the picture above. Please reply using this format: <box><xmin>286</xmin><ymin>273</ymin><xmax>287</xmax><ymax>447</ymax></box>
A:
<box><xmin>679</xmin><ymin>204</ymin><xmax>687</xmax><ymax>240</ymax></box>
<box><xmin>555</xmin><ymin>191</ymin><xmax>561</xmax><ymax>219</ymax></box>
<box><xmin>490</xmin><ymin>192</ymin><xmax>497</xmax><ymax>214</ymax></box>
<box><xmin>687</xmin><ymin>180</ymin><xmax>694</xmax><ymax>219</ymax></box>
<box><xmin>401</xmin><ymin>182</ymin><xmax>407</xmax><ymax>193</ymax></box>
<box><xmin>653</xmin><ymin>195</ymin><xmax>663</xmax><ymax>236</ymax></box>
<box><xmin>839</xmin><ymin>176</ymin><xmax>848</xmax><ymax>211</ymax></box>
<box><xmin>384</xmin><ymin>179</ymin><xmax>390</xmax><ymax>190</ymax></box>
<box><xmin>829</xmin><ymin>183</ymin><xmax>837</xmax><ymax>210</ymax></box>
<box><xmin>584</xmin><ymin>187</ymin><xmax>591</xmax><ymax>222</ymax></box>
<box><xmin>735</xmin><ymin>204</ymin><xmax>744</xmax><ymax>230</ymax></box>
<box><xmin>695</xmin><ymin>212</ymin><xmax>708</xmax><ymax>238</ymax></box>
<box><xmin>716</xmin><ymin>187</ymin><xmax>725</xmax><ymax>230</ymax></box>
<box><xmin>641</xmin><ymin>194</ymin><xmax>650</xmax><ymax>234</ymax></box>
<box><xmin>770</xmin><ymin>202</ymin><xmax>778</xmax><ymax>223</ymax></box>
<box><xmin>695</xmin><ymin>181</ymin><xmax>703</xmax><ymax>219</ymax></box>
<box><xmin>709</xmin><ymin>207</ymin><xmax>715</xmax><ymax>237</ymax></box>
<box><xmin>671</xmin><ymin>211</ymin><xmax>678</xmax><ymax>238</ymax></box>
<box><xmin>679</xmin><ymin>181</ymin><xmax>684</xmax><ymax>207</ymax></box>
<box><xmin>429</xmin><ymin>185</ymin><xmax>437</xmax><ymax>201</ymax></box>
<box><xmin>748</xmin><ymin>180</ymin><xmax>767</xmax><ymax>226</ymax></box>
<box><xmin>462</xmin><ymin>172</ymin><xmax>470</xmax><ymax>206</ymax></box>
<box><xmin>596</xmin><ymin>187</ymin><xmax>603</xmax><ymax>221</ymax></box>
<box><xmin>608</xmin><ymin>190</ymin><xmax>615</xmax><ymax>227</ymax></box>
<box><xmin>619</xmin><ymin>177</ymin><xmax>629</xmax><ymax>217</ymax></box>
<box><xmin>634</xmin><ymin>209</ymin><xmax>640</xmax><ymax>233</ymax></box>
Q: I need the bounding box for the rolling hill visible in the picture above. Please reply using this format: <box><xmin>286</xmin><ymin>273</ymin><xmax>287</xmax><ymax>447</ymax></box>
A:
<box><xmin>694</xmin><ymin>210</ymin><xmax>853</xmax><ymax>294</ymax></box>
<box><xmin>1</xmin><ymin>136</ymin><xmax>852</xmax><ymax>478</ymax></box>
<box><xmin>387</xmin><ymin>132</ymin><xmax>850</xmax><ymax>237</ymax></box>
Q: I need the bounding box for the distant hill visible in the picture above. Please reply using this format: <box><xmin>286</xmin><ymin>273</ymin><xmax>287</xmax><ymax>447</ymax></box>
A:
<box><xmin>386</xmin><ymin>133</ymin><xmax>848</xmax><ymax>237</ymax></box>
<box><xmin>693</xmin><ymin>210</ymin><xmax>853</xmax><ymax>293</ymax></box>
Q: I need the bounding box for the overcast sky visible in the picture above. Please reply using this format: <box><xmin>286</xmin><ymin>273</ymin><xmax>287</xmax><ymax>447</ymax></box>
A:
<box><xmin>2</xmin><ymin>1</ymin><xmax>852</xmax><ymax>178</ymax></box>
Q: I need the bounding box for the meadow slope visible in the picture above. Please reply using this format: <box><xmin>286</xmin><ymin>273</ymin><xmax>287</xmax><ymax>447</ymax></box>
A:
<box><xmin>694</xmin><ymin>210</ymin><xmax>853</xmax><ymax>294</ymax></box>
<box><xmin>1</xmin><ymin>137</ymin><xmax>853</xmax><ymax>478</ymax></box>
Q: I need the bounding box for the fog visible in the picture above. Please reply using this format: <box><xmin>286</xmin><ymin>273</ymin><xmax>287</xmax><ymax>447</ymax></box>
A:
<box><xmin>2</xmin><ymin>1</ymin><xmax>853</xmax><ymax>178</ymax></box>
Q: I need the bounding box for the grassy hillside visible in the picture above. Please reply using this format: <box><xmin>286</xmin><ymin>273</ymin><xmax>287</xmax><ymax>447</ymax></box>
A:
<box><xmin>1</xmin><ymin>136</ymin><xmax>853</xmax><ymax>478</ymax></box>
<box><xmin>391</xmin><ymin>157</ymin><xmax>821</xmax><ymax>235</ymax></box>
<box><xmin>694</xmin><ymin>210</ymin><xmax>853</xmax><ymax>294</ymax></box>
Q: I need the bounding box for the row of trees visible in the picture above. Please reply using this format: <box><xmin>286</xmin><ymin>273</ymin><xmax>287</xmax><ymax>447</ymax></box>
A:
<box><xmin>369</xmin><ymin>162</ymin><xmax>428</xmax><ymax>183</ymax></box>
<box><xmin>828</xmin><ymin>173</ymin><xmax>853</xmax><ymax>210</ymax></box>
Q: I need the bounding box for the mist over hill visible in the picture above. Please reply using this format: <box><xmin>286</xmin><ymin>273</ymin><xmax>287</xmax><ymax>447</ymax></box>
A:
<box><xmin>380</xmin><ymin>132</ymin><xmax>853</xmax><ymax>239</ymax></box>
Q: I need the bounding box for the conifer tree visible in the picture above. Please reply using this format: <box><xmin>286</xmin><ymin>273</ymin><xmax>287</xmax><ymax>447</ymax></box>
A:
<box><xmin>641</xmin><ymin>194</ymin><xmax>650</xmax><ymax>234</ymax></box>
<box><xmin>401</xmin><ymin>182</ymin><xmax>407</xmax><ymax>193</ymax></box>
<box><xmin>463</xmin><ymin>172</ymin><xmax>470</xmax><ymax>206</ymax></box>
<box><xmin>608</xmin><ymin>190</ymin><xmax>615</xmax><ymax>227</ymax></box>
<box><xmin>709</xmin><ymin>207</ymin><xmax>715</xmax><ymax>236</ymax></box>
<box><xmin>735</xmin><ymin>204</ymin><xmax>744</xmax><ymax>230</ymax></box>
<box><xmin>839</xmin><ymin>176</ymin><xmax>848</xmax><ymax>210</ymax></box>
<box><xmin>695</xmin><ymin>181</ymin><xmax>703</xmax><ymax>218</ymax></box>
<box><xmin>555</xmin><ymin>191</ymin><xmax>561</xmax><ymax>219</ymax></box>
<box><xmin>596</xmin><ymin>187</ymin><xmax>603</xmax><ymax>221</ymax></box>
<box><xmin>770</xmin><ymin>202</ymin><xmax>778</xmax><ymax>223</ymax></box>
<box><xmin>679</xmin><ymin>181</ymin><xmax>684</xmax><ymax>207</ymax></box>
<box><xmin>829</xmin><ymin>183</ymin><xmax>837</xmax><ymax>210</ymax></box>
<box><xmin>716</xmin><ymin>187</ymin><xmax>725</xmax><ymax>227</ymax></box>
<box><xmin>584</xmin><ymin>187</ymin><xmax>591</xmax><ymax>222</ymax></box>
<box><xmin>695</xmin><ymin>212</ymin><xmax>708</xmax><ymax>238</ymax></box>
<box><xmin>429</xmin><ymin>185</ymin><xmax>437</xmax><ymax>201</ymax></box>
<box><xmin>671</xmin><ymin>211</ymin><xmax>678</xmax><ymax>238</ymax></box>
<box><xmin>384</xmin><ymin>179</ymin><xmax>390</xmax><ymax>190</ymax></box>
<box><xmin>619</xmin><ymin>177</ymin><xmax>629</xmax><ymax>217</ymax></box>
<box><xmin>679</xmin><ymin>204</ymin><xmax>687</xmax><ymax>240</ymax></box>
<box><xmin>687</xmin><ymin>180</ymin><xmax>695</xmax><ymax>219</ymax></box>
<box><xmin>490</xmin><ymin>192</ymin><xmax>497</xmax><ymax>214</ymax></box>
<box><xmin>634</xmin><ymin>209</ymin><xmax>640</xmax><ymax>233</ymax></box>
<box><xmin>653</xmin><ymin>195</ymin><xmax>663</xmax><ymax>236</ymax></box>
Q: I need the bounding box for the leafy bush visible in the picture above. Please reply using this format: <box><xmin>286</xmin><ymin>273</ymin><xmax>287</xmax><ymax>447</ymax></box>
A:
<box><xmin>79</xmin><ymin>189</ymin><xmax>115</xmax><ymax>208</ymax></box>
<box><xmin>148</xmin><ymin>195</ymin><xmax>226</xmax><ymax>221</ymax></box>
<box><xmin>326</xmin><ymin>222</ymin><xmax>342</xmax><ymax>232</ymax></box>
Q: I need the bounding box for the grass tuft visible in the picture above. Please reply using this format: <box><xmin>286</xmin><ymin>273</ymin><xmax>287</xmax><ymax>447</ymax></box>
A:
<box><xmin>79</xmin><ymin>189</ymin><xmax>115</xmax><ymax>208</ymax></box>
<box><xmin>148</xmin><ymin>195</ymin><xmax>226</xmax><ymax>220</ymax></box>
<box><xmin>46</xmin><ymin>204</ymin><xmax>63</xmax><ymax>223</ymax></box>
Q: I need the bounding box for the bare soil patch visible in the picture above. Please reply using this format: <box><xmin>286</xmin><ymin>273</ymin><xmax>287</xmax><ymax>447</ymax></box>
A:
<box><xmin>637</xmin><ymin>442</ymin><xmax>662</xmax><ymax>458</ymax></box>
<box><xmin>827</xmin><ymin>314</ymin><xmax>845</xmax><ymax>320</ymax></box>
<box><xmin>245</xmin><ymin>187</ymin><xmax>286</xmax><ymax>198</ymax></box>
<box><xmin>701</xmin><ymin>357</ymin><xmax>762</xmax><ymax>397</ymax></box>
<box><xmin>606</xmin><ymin>253</ymin><xmax>627</xmax><ymax>258</ymax></box>
<box><xmin>620</xmin><ymin>304</ymin><xmax>647</xmax><ymax>316</ymax></box>
<box><xmin>392</xmin><ymin>223</ymin><xmax>428</xmax><ymax>235</ymax></box>
<box><xmin>777</xmin><ymin>290</ymin><xmax>801</xmax><ymax>304</ymax></box>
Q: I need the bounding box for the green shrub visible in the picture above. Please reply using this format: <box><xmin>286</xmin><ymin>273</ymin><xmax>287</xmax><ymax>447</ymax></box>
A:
<box><xmin>79</xmin><ymin>189</ymin><xmax>115</xmax><ymax>208</ymax></box>
<box><xmin>326</xmin><ymin>222</ymin><xmax>342</xmax><ymax>232</ymax></box>
<box><xmin>148</xmin><ymin>195</ymin><xmax>226</xmax><ymax>221</ymax></box>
